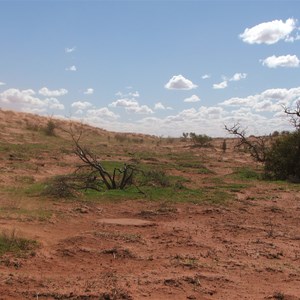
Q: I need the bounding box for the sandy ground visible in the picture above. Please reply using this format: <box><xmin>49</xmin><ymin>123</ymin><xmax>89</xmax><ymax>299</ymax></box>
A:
<box><xmin>1</xmin><ymin>184</ymin><xmax>300</xmax><ymax>299</ymax></box>
<box><xmin>0</xmin><ymin>110</ymin><xmax>300</xmax><ymax>299</ymax></box>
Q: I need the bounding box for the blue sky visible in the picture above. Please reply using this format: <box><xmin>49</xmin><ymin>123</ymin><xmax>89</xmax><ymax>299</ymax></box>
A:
<box><xmin>0</xmin><ymin>0</ymin><xmax>300</xmax><ymax>137</ymax></box>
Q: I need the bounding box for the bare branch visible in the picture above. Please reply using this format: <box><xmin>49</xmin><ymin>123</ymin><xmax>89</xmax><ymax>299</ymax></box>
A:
<box><xmin>224</xmin><ymin>123</ymin><xmax>269</xmax><ymax>162</ymax></box>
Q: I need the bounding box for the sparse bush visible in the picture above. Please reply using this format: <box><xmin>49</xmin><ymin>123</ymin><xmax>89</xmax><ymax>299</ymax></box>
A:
<box><xmin>44</xmin><ymin>119</ymin><xmax>56</xmax><ymax>136</ymax></box>
<box><xmin>264</xmin><ymin>131</ymin><xmax>300</xmax><ymax>181</ymax></box>
<box><xmin>0</xmin><ymin>230</ymin><xmax>38</xmax><ymax>257</ymax></box>
<box><xmin>225</xmin><ymin>101</ymin><xmax>300</xmax><ymax>182</ymax></box>
<box><xmin>139</xmin><ymin>169</ymin><xmax>171</xmax><ymax>187</ymax></box>
<box><xmin>42</xmin><ymin>175</ymin><xmax>78</xmax><ymax>198</ymax></box>
<box><xmin>114</xmin><ymin>133</ymin><xmax>127</xmax><ymax>143</ymax></box>
<box><xmin>189</xmin><ymin>133</ymin><xmax>212</xmax><ymax>147</ymax></box>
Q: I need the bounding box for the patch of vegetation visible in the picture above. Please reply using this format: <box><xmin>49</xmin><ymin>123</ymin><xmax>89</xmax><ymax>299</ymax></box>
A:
<box><xmin>0</xmin><ymin>230</ymin><xmax>38</xmax><ymax>257</ymax></box>
<box><xmin>264</xmin><ymin>131</ymin><xmax>300</xmax><ymax>182</ymax></box>
<box><xmin>43</xmin><ymin>119</ymin><xmax>56</xmax><ymax>136</ymax></box>
<box><xmin>42</xmin><ymin>176</ymin><xmax>78</xmax><ymax>199</ymax></box>
<box><xmin>230</xmin><ymin>167</ymin><xmax>261</xmax><ymax>180</ymax></box>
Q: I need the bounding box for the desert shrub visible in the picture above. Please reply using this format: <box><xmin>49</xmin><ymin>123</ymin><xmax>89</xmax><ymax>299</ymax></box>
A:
<box><xmin>0</xmin><ymin>230</ymin><xmax>38</xmax><ymax>257</ymax></box>
<box><xmin>139</xmin><ymin>169</ymin><xmax>171</xmax><ymax>187</ymax></box>
<box><xmin>44</xmin><ymin>119</ymin><xmax>56</xmax><ymax>136</ymax></box>
<box><xmin>264</xmin><ymin>131</ymin><xmax>300</xmax><ymax>181</ymax></box>
<box><xmin>42</xmin><ymin>175</ymin><xmax>77</xmax><ymax>198</ymax></box>
<box><xmin>114</xmin><ymin>133</ymin><xmax>127</xmax><ymax>143</ymax></box>
<box><xmin>189</xmin><ymin>133</ymin><xmax>212</xmax><ymax>147</ymax></box>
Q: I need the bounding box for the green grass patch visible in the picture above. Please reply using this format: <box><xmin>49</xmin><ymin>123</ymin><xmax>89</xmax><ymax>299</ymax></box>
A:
<box><xmin>0</xmin><ymin>230</ymin><xmax>38</xmax><ymax>257</ymax></box>
<box><xmin>229</xmin><ymin>167</ymin><xmax>261</xmax><ymax>180</ymax></box>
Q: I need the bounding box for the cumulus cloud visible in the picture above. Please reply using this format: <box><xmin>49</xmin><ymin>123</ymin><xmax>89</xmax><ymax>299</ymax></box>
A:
<box><xmin>220</xmin><ymin>87</ymin><xmax>300</xmax><ymax>112</ymax></box>
<box><xmin>154</xmin><ymin>102</ymin><xmax>166</xmax><ymax>110</ymax></box>
<box><xmin>213</xmin><ymin>81</ymin><xmax>228</xmax><ymax>89</ymax></box>
<box><xmin>86</xmin><ymin>107</ymin><xmax>119</xmax><ymax>120</ymax></box>
<box><xmin>165</xmin><ymin>74</ymin><xmax>197</xmax><ymax>90</ymax></box>
<box><xmin>0</xmin><ymin>82</ymin><xmax>6</xmax><ymax>86</ymax></box>
<box><xmin>229</xmin><ymin>73</ymin><xmax>247</xmax><ymax>81</ymax></box>
<box><xmin>109</xmin><ymin>98</ymin><xmax>153</xmax><ymax>115</ymax></box>
<box><xmin>115</xmin><ymin>91</ymin><xmax>139</xmax><ymax>98</ymax></box>
<box><xmin>239</xmin><ymin>18</ymin><xmax>297</xmax><ymax>44</ymax></box>
<box><xmin>71</xmin><ymin>101</ymin><xmax>93</xmax><ymax>110</ymax></box>
<box><xmin>109</xmin><ymin>98</ymin><xmax>138</xmax><ymax>108</ymax></box>
<box><xmin>65</xmin><ymin>65</ymin><xmax>77</xmax><ymax>71</ymax></box>
<box><xmin>44</xmin><ymin>98</ymin><xmax>65</xmax><ymax>110</ymax></box>
<box><xmin>261</xmin><ymin>55</ymin><xmax>300</xmax><ymax>68</ymax></box>
<box><xmin>39</xmin><ymin>87</ymin><xmax>68</xmax><ymax>97</ymax></box>
<box><xmin>0</xmin><ymin>88</ymin><xmax>64</xmax><ymax>111</ymax></box>
<box><xmin>202</xmin><ymin>74</ymin><xmax>211</xmax><ymax>79</ymax></box>
<box><xmin>126</xmin><ymin>105</ymin><xmax>153</xmax><ymax>114</ymax></box>
<box><xmin>84</xmin><ymin>88</ymin><xmax>94</xmax><ymax>95</ymax></box>
<box><xmin>65</xmin><ymin>47</ymin><xmax>76</xmax><ymax>53</ymax></box>
<box><xmin>184</xmin><ymin>94</ymin><xmax>201</xmax><ymax>103</ymax></box>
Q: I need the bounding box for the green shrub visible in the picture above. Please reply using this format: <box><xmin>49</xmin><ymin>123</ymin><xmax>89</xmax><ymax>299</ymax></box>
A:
<box><xmin>44</xmin><ymin>120</ymin><xmax>56</xmax><ymax>136</ymax></box>
<box><xmin>139</xmin><ymin>169</ymin><xmax>171</xmax><ymax>187</ymax></box>
<box><xmin>189</xmin><ymin>133</ymin><xmax>212</xmax><ymax>147</ymax></box>
<box><xmin>0</xmin><ymin>230</ymin><xmax>38</xmax><ymax>257</ymax></box>
<box><xmin>264</xmin><ymin>131</ymin><xmax>300</xmax><ymax>181</ymax></box>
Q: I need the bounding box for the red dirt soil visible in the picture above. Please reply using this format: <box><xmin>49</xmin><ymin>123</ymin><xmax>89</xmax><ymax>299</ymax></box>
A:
<box><xmin>0</xmin><ymin>110</ymin><xmax>299</xmax><ymax>299</ymax></box>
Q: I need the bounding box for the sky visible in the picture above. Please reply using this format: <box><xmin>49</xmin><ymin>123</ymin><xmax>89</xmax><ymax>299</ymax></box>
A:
<box><xmin>0</xmin><ymin>0</ymin><xmax>300</xmax><ymax>137</ymax></box>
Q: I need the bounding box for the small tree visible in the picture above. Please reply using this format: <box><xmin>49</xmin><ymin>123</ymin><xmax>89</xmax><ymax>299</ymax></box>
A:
<box><xmin>224</xmin><ymin>124</ymin><xmax>268</xmax><ymax>162</ymax></box>
<box><xmin>225</xmin><ymin>100</ymin><xmax>300</xmax><ymax>182</ymax></box>
<box><xmin>189</xmin><ymin>132</ymin><xmax>212</xmax><ymax>147</ymax></box>
<box><xmin>44</xmin><ymin>119</ymin><xmax>56</xmax><ymax>136</ymax></box>
<box><xmin>264</xmin><ymin>131</ymin><xmax>300</xmax><ymax>181</ymax></box>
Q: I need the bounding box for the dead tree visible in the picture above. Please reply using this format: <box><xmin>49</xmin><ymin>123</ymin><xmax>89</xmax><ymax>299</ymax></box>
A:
<box><xmin>224</xmin><ymin>123</ymin><xmax>269</xmax><ymax>162</ymax></box>
<box><xmin>67</xmin><ymin>127</ymin><xmax>137</xmax><ymax>191</ymax></box>
<box><xmin>283</xmin><ymin>100</ymin><xmax>300</xmax><ymax>130</ymax></box>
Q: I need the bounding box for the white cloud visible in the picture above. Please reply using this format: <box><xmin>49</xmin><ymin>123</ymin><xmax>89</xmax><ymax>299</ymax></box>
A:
<box><xmin>154</xmin><ymin>102</ymin><xmax>166</xmax><ymax>110</ymax></box>
<box><xmin>240</xmin><ymin>18</ymin><xmax>297</xmax><ymax>44</ymax></box>
<box><xmin>229</xmin><ymin>73</ymin><xmax>247</xmax><ymax>81</ymax></box>
<box><xmin>0</xmin><ymin>82</ymin><xmax>6</xmax><ymax>86</ymax></box>
<box><xmin>0</xmin><ymin>88</ymin><xmax>64</xmax><ymax>111</ymax></box>
<box><xmin>71</xmin><ymin>101</ymin><xmax>93</xmax><ymax>110</ymax></box>
<box><xmin>202</xmin><ymin>74</ymin><xmax>211</xmax><ymax>79</ymax></box>
<box><xmin>109</xmin><ymin>98</ymin><xmax>153</xmax><ymax>115</ymax></box>
<box><xmin>44</xmin><ymin>98</ymin><xmax>65</xmax><ymax>110</ymax></box>
<box><xmin>86</xmin><ymin>107</ymin><xmax>119</xmax><ymax>120</ymax></box>
<box><xmin>126</xmin><ymin>105</ymin><xmax>153</xmax><ymax>114</ymax></box>
<box><xmin>129</xmin><ymin>91</ymin><xmax>140</xmax><ymax>97</ymax></box>
<box><xmin>184</xmin><ymin>94</ymin><xmax>200</xmax><ymax>103</ymax></box>
<box><xmin>65</xmin><ymin>47</ymin><xmax>76</xmax><ymax>53</ymax></box>
<box><xmin>114</xmin><ymin>91</ymin><xmax>139</xmax><ymax>98</ymax></box>
<box><xmin>213</xmin><ymin>81</ymin><xmax>228</xmax><ymax>89</ymax></box>
<box><xmin>165</xmin><ymin>74</ymin><xmax>197</xmax><ymax>90</ymax></box>
<box><xmin>65</xmin><ymin>65</ymin><xmax>77</xmax><ymax>71</ymax></box>
<box><xmin>39</xmin><ymin>87</ymin><xmax>68</xmax><ymax>97</ymax></box>
<box><xmin>84</xmin><ymin>88</ymin><xmax>94</xmax><ymax>95</ymax></box>
<box><xmin>261</xmin><ymin>55</ymin><xmax>300</xmax><ymax>68</ymax></box>
<box><xmin>220</xmin><ymin>87</ymin><xmax>300</xmax><ymax>112</ymax></box>
<box><xmin>109</xmin><ymin>98</ymin><xmax>138</xmax><ymax>108</ymax></box>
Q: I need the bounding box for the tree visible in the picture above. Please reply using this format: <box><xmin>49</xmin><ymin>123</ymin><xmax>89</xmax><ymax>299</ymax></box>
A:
<box><xmin>224</xmin><ymin>123</ymin><xmax>268</xmax><ymax>162</ymax></box>
<box><xmin>225</xmin><ymin>100</ymin><xmax>300</xmax><ymax>181</ymax></box>
<box><xmin>189</xmin><ymin>132</ymin><xmax>212</xmax><ymax>147</ymax></box>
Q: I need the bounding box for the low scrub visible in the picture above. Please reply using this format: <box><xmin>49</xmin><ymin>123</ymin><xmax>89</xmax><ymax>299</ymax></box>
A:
<box><xmin>0</xmin><ymin>230</ymin><xmax>38</xmax><ymax>257</ymax></box>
